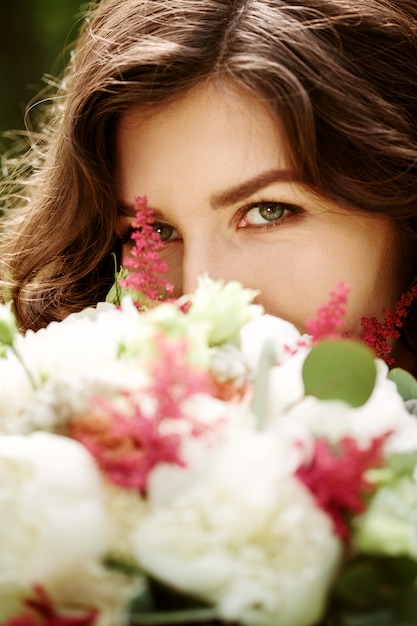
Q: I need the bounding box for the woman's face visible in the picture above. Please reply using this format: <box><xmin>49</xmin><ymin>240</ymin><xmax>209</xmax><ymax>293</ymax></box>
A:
<box><xmin>115</xmin><ymin>82</ymin><xmax>402</xmax><ymax>336</ymax></box>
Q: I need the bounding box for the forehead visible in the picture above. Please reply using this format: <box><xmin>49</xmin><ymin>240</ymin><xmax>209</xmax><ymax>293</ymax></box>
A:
<box><xmin>113</xmin><ymin>82</ymin><xmax>293</xmax><ymax>204</ymax></box>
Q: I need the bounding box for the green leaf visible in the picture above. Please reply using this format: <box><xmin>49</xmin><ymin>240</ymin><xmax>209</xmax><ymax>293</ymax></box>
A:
<box><xmin>388</xmin><ymin>368</ymin><xmax>417</xmax><ymax>402</ymax></box>
<box><xmin>334</xmin><ymin>561</ymin><xmax>381</xmax><ymax>608</ymax></box>
<box><xmin>106</xmin><ymin>264</ymin><xmax>131</xmax><ymax>306</ymax></box>
<box><xmin>127</xmin><ymin>577</ymin><xmax>219</xmax><ymax>625</ymax></box>
<box><xmin>328</xmin><ymin>557</ymin><xmax>417</xmax><ymax>626</ymax></box>
<box><xmin>333</xmin><ymin>610</ymin><xmax>395</xmax><ymax>626</ymax></box>
<box><xmin>129</xmin><ymin>608</ymin><xmax>219</xmax><ymax>625</ymax></box>
<box><xmin>387</xmin><ymin>452</ymin><xmax>417</xmax><ymax>479</ymax></box>
<box><xmin>302</xmin><ymin>339</ymin><xmax>377</xmax><ymax>408</ymax></box>
<box><xmin>394</xmin><ymin>585</ymin><xmax>417</xmax><ymax>623</ymax></box>
<box><xmin>380</xmin><ymin>556</ymin><xmax>417</xmax><ymax>586</ymax></box>
<box><xmin>104</xmin><ymin>554</ymin><xmax>144</xmax><ymax>577</ymax></box>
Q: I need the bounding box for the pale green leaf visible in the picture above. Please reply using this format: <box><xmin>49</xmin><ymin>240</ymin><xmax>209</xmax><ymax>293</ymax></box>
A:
<box><xmin>388</xmin><ymin>368</ymin><xmax>417</xmax><ymax>402</ymax></box>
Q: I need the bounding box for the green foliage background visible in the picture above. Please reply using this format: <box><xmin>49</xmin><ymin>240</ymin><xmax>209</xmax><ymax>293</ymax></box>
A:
<box><xmin>0</xmin><ymin>0</ymin><xmax>84</xmax><ymax>144</ymax></box>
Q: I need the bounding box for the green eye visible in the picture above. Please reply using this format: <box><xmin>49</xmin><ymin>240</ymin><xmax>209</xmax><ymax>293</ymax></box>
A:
<box><xmin>154</xmin><ymin>222</ymin><xmax>175</xmax><ymax>242</ymax></box>
<box><xmin>245</xmin><ymin>202</ymin><xmax>291</xmax><ymax>226</ymax></box>
<box><xmin>258</xmin><ymin>203</ymin><xmax>285</xmax><ymax>221</ymax></box>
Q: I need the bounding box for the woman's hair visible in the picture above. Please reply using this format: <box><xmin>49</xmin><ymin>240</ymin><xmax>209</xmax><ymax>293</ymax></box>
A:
<box><xmin>1</xmin><ymin>0</ymin><xmax>417</xmax><ymax>342</ymax></box>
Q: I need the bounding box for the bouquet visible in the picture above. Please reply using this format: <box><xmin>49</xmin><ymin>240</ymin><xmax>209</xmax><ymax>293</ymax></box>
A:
<box><xmin>1</xmin><ymin>199</ymin><xmax>417</xmax><ymax>626</ymax></box>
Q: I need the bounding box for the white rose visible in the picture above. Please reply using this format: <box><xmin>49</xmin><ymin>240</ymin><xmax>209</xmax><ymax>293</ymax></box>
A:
<box><xmin>134</xmin><ymin>426</ymin><xmax>341</xmax><ymax>626</ymax></box>
<box><xmin>0</xmin><ymin>432</ymin><xmax>109</xmax><ymax>592</ymax></box>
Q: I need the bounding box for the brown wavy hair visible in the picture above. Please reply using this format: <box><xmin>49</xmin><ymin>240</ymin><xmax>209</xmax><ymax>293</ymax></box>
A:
<box><xmin>1</xmin><ymin>0</ymin><xmax>417</xmax><ymax>345</ymax></box>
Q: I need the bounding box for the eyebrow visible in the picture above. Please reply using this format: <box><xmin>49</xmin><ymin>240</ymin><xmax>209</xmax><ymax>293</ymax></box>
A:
<box><xmin>210</xmin><ymin>168</ymin><xmax>300</xmax><ymax>210</ymax></box>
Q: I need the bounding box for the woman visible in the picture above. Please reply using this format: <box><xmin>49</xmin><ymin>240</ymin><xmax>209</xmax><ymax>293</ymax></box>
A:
<box><xmin>1</xmin><ymin>0</ymin><xmax>417</xmax><ymax>371</ymax></box>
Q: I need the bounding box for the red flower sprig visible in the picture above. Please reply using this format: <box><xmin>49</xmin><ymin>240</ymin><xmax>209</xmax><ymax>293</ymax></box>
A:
<box><xmin>120</xmin><ymin>196</ymin><xmax>174</xmax><ymax>302</ymax></box>
<box><xmin>360</xmin><ymin>284</ymin><xmax>417</xmax><ymax>365</ymax></box>
<box><xmin>2</xmin><ymin>586</ymin><xmax>97</xmax><ymax>626</ymax></box>
<box><xmin>296</xmin><ymin>435</ymin><xmax>387</xmax><ymax>540</ymax></box>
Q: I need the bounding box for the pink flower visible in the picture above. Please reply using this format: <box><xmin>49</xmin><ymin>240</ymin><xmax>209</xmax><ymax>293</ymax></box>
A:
<box><xmin>306</xmin><ymin>283</ymin><xmax>350</xmax><ymax>342</ymax></box>
<box><xmin>70</xmin><ymin>336</ymin><xmax>211</xmax><ymax>493</ymax></box>
<box><xmin>2</xmin><ymin>586</ymin><xmax>97</xmax><ymax>626</ymax></box>
<box><xmin>69</xmin><ymin>406</ymin><xmax>184</xmax><ymax>494</ymax></box>
<box><xmin>145</xmin><ymin>335</ymin><xmax>210</xmax><ymax>428</ymax></box>
<box><xmin>296</xmin><ymin>435</ymin><xmax>387</xmax><ymax>539</ymax></box>
<box><xmin>120</xmin><ymin>196</ymin><xmax>173</xmax><ymax>302</ymax></box>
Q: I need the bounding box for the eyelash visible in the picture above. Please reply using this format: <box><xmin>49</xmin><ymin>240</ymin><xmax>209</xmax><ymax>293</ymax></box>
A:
<box><xmin>119</xmin><ymin>200</ymin><xmax>302</xmax><ymax>244</ymax></box>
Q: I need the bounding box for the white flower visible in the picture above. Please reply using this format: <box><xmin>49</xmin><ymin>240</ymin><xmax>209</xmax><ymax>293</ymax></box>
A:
<box><xmin>0</xmin><ymin>357</ymin><xmax>34</xmax><ymax>433</ymax></box>
<box><xmin>263</xmin><ymin>350</ymin><xmax>308</xmax><ymax>421</ymax></box>
<box><xmin>209</xmin><ymin>343</ymin><xmax>253</xmax><ymax>386</ymax></box>
<box><xmin>0</xmin><ymin>432</ymin><xmax>109</xmax><ymax>592</ymax></box>
<box><xmin>12</xmin><ymin>301</ymin><xmax>138</xmax><ymax>382</ymax></box>
<box><xmin>21</xmin><ymin>362</ymin><xmax>150</xmax><ymax>432</ymax></box>
<box><xmin>142</xmin><ymin>300</ymin><xmax>212</xmax><ymax>368</ymax></box>
<box><xmin>187</xmin><ymin>274</ymin><xmax>263</xmax><ymax>345</ymax></box>
<box><xmin>133</xmin><ymin>425</ymin><xmax>341</xmax><ymax>626</ymax></box>
<box><xmin>239</xmin><ymin>314</ymin><xmax>305</xmax><ymax>369</ymax></box>
<box><xmin>48</xmin><ymin>562</ymin><xmax>144</xmax><ymax>626</ymax></box>
<box><xmin>284</xmin><ymin>359</ymin><xmax>417</xmax><ymax>451</ymax></box>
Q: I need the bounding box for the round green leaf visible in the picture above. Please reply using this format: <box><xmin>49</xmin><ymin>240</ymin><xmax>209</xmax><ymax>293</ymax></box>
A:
<box><xmin>302</xmin><ymin>339</ymin><xmax>377</xmax><ymax>408</ymax></box>
<box><xmin>388</xmin><ymin>368</ymin><xmax>417</xmax><ymax>402</ymax></box>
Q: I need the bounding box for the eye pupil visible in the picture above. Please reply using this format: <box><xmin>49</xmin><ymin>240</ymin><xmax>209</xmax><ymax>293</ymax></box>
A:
<box><xmin>259</xmin><ymin>203</ymin><xmax>284</xmax><ymax>221</ymax></box>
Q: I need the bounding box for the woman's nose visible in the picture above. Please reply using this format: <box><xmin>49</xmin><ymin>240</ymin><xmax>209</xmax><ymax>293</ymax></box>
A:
<box><xmin>181</xmin><ymin>238</ymin><xmax>226</xmax><ymax>295</ymax></box>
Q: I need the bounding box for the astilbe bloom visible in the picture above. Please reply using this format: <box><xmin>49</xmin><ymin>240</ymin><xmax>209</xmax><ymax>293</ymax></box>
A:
<box><xmin>296</xmin><ymin>435</ymin><xmax>387</xmax><ymax>539</ymax></box>
<box><xmin>305</xmin><ymin>282</ymin><xmax>350</xmax><ymax>342</ymax></box>
<box><xmin>120</xmin><ymin>196</ymin><xmax>173</xmax><ymax>301</ymax></box>
<box><xmin>283</xmin><ymin>282</ymin><xmax>350</xmax><ymax>357</ymax></box>
<box><xmin>3</xmin><ymin>586</ymin><xmax>97</xmax><ymax>626</ymax></box>
<box><xmin>361</xmin><ymin>284</ymin><xmax>417</xmax><ymax>365</ymax></box>
<box><xmin>69</xmin><ymin>335</ymin><xmax>210</xmax><ymax>494</ymax></box>
<box><xmin>145</xmin><ymin>335</ymin><xmax>211</xmax><ymax>428</ymax></box>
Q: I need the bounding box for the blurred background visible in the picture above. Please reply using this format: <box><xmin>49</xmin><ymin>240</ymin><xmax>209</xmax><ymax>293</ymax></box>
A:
<box><xmin>0</xmin><ymin>0</ymin><xmax>84</xmax><ymax>148</ymax></box>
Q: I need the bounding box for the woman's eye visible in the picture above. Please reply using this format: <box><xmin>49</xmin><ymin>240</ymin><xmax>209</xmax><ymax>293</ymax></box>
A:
<box><xmin>241</xmin><ymin>202</ymin><xmax>294</xmax><ymax>227</ymax></box>
<box><xmin>120</xmin><ymin>221</ymin><xmax>180</xmax><ymax>245</ymax></box>
<box><xmin>153</xmin><ymin>222</ymin><xmax>180</xmax><ymax>242</ymax></box>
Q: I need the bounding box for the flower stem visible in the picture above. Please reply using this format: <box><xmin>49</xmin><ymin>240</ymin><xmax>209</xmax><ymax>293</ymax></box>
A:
<box><xmin>250</xmin><ymin>339</ymin><xmax>277</xmax><ymax>429</ymax></box>
<box><xmin>10</xmin><ymin>345</ymin><xmax>37</xmax><ymax>390</ymax></box>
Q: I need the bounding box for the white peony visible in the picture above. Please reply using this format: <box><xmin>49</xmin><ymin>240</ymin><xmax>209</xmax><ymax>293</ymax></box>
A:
<box><xmin>239</xmin><ymin>315</ymin><xmax>310</xmax><ymax>421</ymax></box>
<box><xmin>239</xmin><ymin>314</ymin><xmax>306</xmax><ymax>369</ymax></box>
<box><xmin>0</xmin><ymin>432</ymin><xmax>109</xmax><ymax>594</ymax></box>
<box><xmin>0</xmin><ymin>357</ymin><xmax>34</xmax><ymax>433</ymax></box>
<box><xmin>12</xmin><ymin>301</ymin><xmax>139</xmax><ymax>382</ymax></box>
<box><xmin>133</xmin><ymin>424</ymin><xmax>341</xmax><ymax>626</ymax></box>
